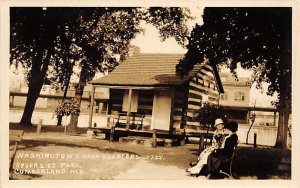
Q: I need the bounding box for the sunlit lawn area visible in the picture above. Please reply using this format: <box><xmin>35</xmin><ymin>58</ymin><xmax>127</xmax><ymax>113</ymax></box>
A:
<box><xmin>9</xmin><ymin>123</ymin><xmax>291</xmax><ymax>180</ymax></box>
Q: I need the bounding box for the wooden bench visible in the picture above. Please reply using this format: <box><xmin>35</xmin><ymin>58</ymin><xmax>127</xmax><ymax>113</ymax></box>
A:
<box><xmin>114</xmin><ymin>112</ymin><xmax>146</xmax><ymax>130</ymax></box>
<box><xmin>9</xmin><ymin>130</ymin><xmax>24</xmax><ymax>172</ymax></box>
<box><xmin>185</xmin><ymin>129</ymin><xmax>214</xmax><ymax>152</ymax></box>
<box><xmin>219</xmin><ymin>144</ymin><xmax>238</xmax><ymax>179</ymax></box>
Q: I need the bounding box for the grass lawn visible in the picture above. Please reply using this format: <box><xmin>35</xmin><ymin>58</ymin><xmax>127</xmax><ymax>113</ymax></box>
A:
<box><xmin>8</xmin><ymin>123</ymin><xmax>291</xmax><ymax>180</ymax></box>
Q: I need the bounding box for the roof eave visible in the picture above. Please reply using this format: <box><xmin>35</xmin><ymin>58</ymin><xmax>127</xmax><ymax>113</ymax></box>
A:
<box><xmin>211</xmin><ymin>64</ymin><xmax>224</xmax><ymax>94</ymax></box>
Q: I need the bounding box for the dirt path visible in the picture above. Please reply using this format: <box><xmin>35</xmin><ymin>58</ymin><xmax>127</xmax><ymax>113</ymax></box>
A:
<box><xmin>10</xmin><ymin>131</ymin><xmax>202</xmax><ymax>180</ymax></box>
<box><xmin>9</xmin><ymin>126</ymin><xmax>291</xmax><ymax>180</ymax></box>
<box><xmin>115</xmin><ymin>160</ymin><xmax>202</xmax><ymax>180</ymax></box>
<box><xmin>11</xmin><ymin>144</ymin><xmax>199</xmax><ymax>180</ymax></box>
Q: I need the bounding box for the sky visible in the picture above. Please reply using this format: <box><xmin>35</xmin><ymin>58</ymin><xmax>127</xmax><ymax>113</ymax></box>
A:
<box><xmin>130</xmin><ymin>7</ymin><xmax>277</xmax><ymax>107</ymax></box>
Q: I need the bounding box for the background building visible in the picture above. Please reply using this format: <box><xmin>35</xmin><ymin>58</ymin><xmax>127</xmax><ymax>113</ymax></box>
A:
<box><xmin>219</xmin><ymin>72</ymin><xmax>251</xmax><ymax>125</ymax></box>
<box><xmin>218</xmin><ymin>72</ymin><xmax>281</xmax><ymax>146</ymax></box>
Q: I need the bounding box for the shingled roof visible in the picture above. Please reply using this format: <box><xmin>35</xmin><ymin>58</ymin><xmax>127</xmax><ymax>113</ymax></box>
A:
<box><xmin>220</xmin><ymin>73</ymin><xmax>251</xmax><ymax>87</ymax></box>
<box><xmin>90</xmin><ymin>53</ymin><xmax>209</xmax><ymax>87</ymax></box>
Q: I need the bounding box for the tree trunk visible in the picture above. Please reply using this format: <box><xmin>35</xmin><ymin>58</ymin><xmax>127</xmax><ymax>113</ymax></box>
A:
<box><xmin>19</xmin><ymin>48</ymin><xmax>51</xmax><ymax>126</ymax></box>
<box><xmin>67</xmin><ymin>94</ymin><xmax>82</xmax><ymax>135</ymax></box>
<box><xmin>66</xmin><ymin>65</ymin><xmax>89</xmax><ymax>134</ymax></box>
<box><xmin>19</xmin><ymin>83</ymin><xmax>43</xmax><ymax>126</ymax></box>
<box><xmin>66</xmin><ymin>62</ymin><xmax>95</xmax><ymax>134</ymax></box>
<box><xmin>275</xmin><ymin>100</ymin><xmax>291</xmax><ymax>148</ymax></box>
<box><xmin>275</xmin><ymin>111</ymin><xmax>284</xmax><ymax>148</ymax></box>
<box><xmin>57</xmin><ymin>73</ymin><xmax>71</xmax><ymax>126</ymax></box>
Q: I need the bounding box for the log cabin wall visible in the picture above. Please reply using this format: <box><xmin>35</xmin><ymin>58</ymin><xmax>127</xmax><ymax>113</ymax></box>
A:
<box><xmin>185</xmin><ymin>64</ymin><xmax>220</xmax><ymax>130</ymax></box>
<box><xmin>173</xmin><ymin>85</ymin><xmax>189</xmax><ymax>131</ymax></box>
<box><xmin>106</xmin><ymin>65</ymin><xmax>220</xmax><ymax>131</ymax></box>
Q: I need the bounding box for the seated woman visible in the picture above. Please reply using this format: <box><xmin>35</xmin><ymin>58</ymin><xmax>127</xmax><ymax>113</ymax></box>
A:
<box><xmin>206</xmin><ymin>121</ymin><xmax>239</xmax><ymax>178</ymax></box>
<box><xmin>186</xmin><ymin>118</ymin><xmax>231</xmax><ymax>176</ymax></box>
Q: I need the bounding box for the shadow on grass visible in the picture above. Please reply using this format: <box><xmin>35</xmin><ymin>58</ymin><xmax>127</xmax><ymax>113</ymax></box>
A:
<box><xmin>10</xmin><ymin>172</ymin><xmax>43</xmax><ymax>180</ymax></box>
<box><xmin>9</xmin><ymin>123</ymin><xmax>291</xmax><ymax>179</ymax></box>
<box><xmin>9</xmin><ymin>122</ymin><xmax>88</xmax><ymax>134</ymax></box>
<box><xmin>187</xmin><ymin>146</ymin><xmax>291</xmax><ymax>179</ymax></box>
<box><xmin>19</xmin><ymin>139</ymin><xmax>139</xmax><ymax>156</ymax></box>
<box><xmin>232</xmin><ymin>147</ymin><xmax>291</xmax><ymax>179</ymax></box>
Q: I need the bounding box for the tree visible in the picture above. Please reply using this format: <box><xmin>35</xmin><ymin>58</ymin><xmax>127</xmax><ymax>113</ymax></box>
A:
<box><xmin>66</xmin><ymin>7</ymin><xmax>193</xmax><ymax>134</ymax></box>
<box><xmin>11</xmin><ymin>7</ymin><xmax>193</xmax><ymax>132</ymax></box>
<box><xmin>10</xmin><ymin>8</ymin><xmax>81</xmax><ymax>126</ymax></box>
<box><xmin>176</xmin><ymin>7</ymin><xmax>291</xmax><ymax>148</ymax></box>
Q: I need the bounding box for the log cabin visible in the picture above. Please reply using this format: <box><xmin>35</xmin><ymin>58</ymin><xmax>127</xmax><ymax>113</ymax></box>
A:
<box><xmin>88</xmin><ymin>53</ymin><xmax>224</xmax><ymax>140</ymax></box>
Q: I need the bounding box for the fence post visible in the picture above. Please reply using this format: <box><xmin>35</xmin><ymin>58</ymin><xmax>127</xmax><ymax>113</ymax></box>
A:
<box><xmin>110</xmin><ymin>126</ymin><xmax>115</xmax><ymax>142</ymax></box>
<box><xmin>152</xmin><ymin>129</ymin><xmax>157</xmax><ymax>147</ymax></box>
<box><xmin>254</xmin><ymin>133</ymin><xmax>257</xmax><ymax>148</ymax></box>
<box><xmin>37</xmin><ymin>119</ymin><xmax>42</xmax><ymax>134</ymax></box>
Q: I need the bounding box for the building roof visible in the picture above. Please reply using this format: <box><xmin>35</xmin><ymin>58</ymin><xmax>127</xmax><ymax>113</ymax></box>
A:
<box><xmin>222</xmin><ymin>83</ymin><xmax>251</xmax><ymax>87</ymax></box>
<box><xmin>220</xmin><ymin>73</ymin><xmax>251</xmax><ymax>87</ymax></box>
<box><xmin>90</xmin><ymin>53</ymin><xmax>208</xmax><ymax>87</ymax></box>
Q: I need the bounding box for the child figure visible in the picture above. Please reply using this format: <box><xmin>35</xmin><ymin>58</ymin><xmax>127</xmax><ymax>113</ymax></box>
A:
<box><xmin>186</xmin><ymin>118</ymin><xmax>231</xmax><ymax>176</ymax></box>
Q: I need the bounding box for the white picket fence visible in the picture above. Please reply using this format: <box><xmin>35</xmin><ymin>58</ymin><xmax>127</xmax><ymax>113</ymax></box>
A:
<box><xmin>237</xmin><ymin>125</ymin><xmax>278</xmax><ymax>146</ymax></box>
<box><xmin>10</xmin><ymin>109</ymin><xmax>108</xmax><ymax>128</ymax></box>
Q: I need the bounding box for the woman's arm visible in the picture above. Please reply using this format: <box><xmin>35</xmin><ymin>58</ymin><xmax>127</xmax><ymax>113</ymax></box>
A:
<box><xmin>214</xmin><ymin>134</ymin><xmax>238</xmax><ymax>157</ymax></box>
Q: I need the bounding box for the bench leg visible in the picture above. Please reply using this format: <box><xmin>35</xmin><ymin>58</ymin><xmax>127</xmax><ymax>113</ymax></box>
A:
<box><xmin>219</xmin><ymin>170</ymin><xmax>231</xmax><ymax>178</ymax></box>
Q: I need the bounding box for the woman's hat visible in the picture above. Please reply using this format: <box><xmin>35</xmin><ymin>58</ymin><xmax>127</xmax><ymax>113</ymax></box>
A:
<box><xmin>214</xmin><ymin>118</ymin><xmax>224</xmax><ymax>127</ymax></box>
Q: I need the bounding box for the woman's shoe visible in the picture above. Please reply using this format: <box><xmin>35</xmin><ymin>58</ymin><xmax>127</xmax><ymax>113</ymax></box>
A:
<box><xmin>189</xmin><ymin>161</ymin><xmax>197</xmax><ymax>167</ymax></box>
<box><xmin>187</xmin><ymin>171</ymin><xmax>199</xmax><ymax>177</ymax></box>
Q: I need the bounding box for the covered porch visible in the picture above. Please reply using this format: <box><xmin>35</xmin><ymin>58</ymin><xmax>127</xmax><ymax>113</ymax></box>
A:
<box><xmin>87</xmin><ymin>85</ymin><xmax>181</xmax><ymax>132</ymax></box>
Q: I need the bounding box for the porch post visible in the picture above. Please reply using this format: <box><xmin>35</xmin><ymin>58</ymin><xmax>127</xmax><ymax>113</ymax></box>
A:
<box><xmin>273</xmin><ymin>111</ymin><xmax>277</xmax><ymax>126</ymax></box>
<box><xmin>106</xmin><ymin>102</ymin><xmax>109</xmax><ymax>126</ymax></box>
<box><xmin>126</xmin><ymin>89</ymin><xmax>133</xmax><ymax>130</ymax></box>
<box><xmin>169</xmin><ymin>88</ymin><xmax>175</xmax><ymax>134</ymax></box>
<box><xmin>88</xmin><ymin>85</ymin><xmax>95</xmax><ymax>128</ymax></box>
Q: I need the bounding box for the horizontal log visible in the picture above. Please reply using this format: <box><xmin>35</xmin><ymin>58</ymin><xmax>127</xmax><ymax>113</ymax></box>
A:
<box><xmin>188</xmin><ymin>85</ymin><xmax>219</xmax><ymax>97</ymax></box>
<box><xmin>188</xmin><ymin>100</ymin><xmax>202</xmax><ymax>107</ymax></box>
<box><xmin>188</xmin><ymin>93</ymin><xmax>203</xmax><ymax>101</ymax></box>
<box><xmin>187</xmin><ymin>103</ymin><xmax>200</xmax><ymax>110</ymax></box>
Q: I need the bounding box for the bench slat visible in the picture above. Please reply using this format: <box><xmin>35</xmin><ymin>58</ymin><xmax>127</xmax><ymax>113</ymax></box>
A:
<box><xmin>115</xmin><ymin>112</ymin><xmax>145</xmax><ymax>130</ymax></box>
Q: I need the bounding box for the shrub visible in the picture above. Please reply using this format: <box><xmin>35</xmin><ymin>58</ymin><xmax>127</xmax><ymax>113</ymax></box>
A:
<box><xmin>55</xmin><ymin>98</ymin><xmax>81</xmax><ymax>117</ymax></box>
<box><xmin>194</xmin><ymin>102</ymin><xmax>228</xmax><ymax>129</ymax></box>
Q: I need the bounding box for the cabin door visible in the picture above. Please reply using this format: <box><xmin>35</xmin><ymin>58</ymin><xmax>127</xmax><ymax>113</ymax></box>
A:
<box><xmin>151</xmin><ymin>89</ymin><xmax>172</xmax><ymax>130</ymax></box>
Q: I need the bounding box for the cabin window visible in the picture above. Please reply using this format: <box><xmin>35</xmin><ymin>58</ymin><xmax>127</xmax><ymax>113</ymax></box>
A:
<box><xmin>234</xmin><ymin>91</ymin><xmax>245</xmax><ymax>101</ymax></box>
<box><xmin>122</xmin><ymin>90</ymin><xmax>139</xmax><ymax>112</ymax></box>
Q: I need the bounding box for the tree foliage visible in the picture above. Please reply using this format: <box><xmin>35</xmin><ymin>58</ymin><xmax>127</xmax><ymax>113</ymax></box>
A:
<box><xmin>10</xmin><ymin>8</ymin><xmax>76</xmax><ymax>126</ymax></box>
<box><xmin>176</xmin><ymin>7</ymin><xmax>292</xmax><ymax>147</ymax></box>
<box><xmin>177</xmin><ymin>7</ymin><xmax>291</xmax><ymax>103</ymax></box>
<box><xmin>195</xmin><ymin>102</ymin><xmax>228</xmax><ymax>130</ymax></box>
<box><xmin>10</xmin><ymin>7</ymin><xmax>193</xmax><ymax>129</ymax></box>
<box><xmin>55</xmin><ymin>98</ymin><xmax>81</xmax><ymax>117</ymax></box>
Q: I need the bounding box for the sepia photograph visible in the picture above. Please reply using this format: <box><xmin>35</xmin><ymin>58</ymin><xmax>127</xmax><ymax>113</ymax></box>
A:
<box><xmin>1</xmin><ymin>0</ymin><xmax>299</xmax><ymax>187</ymax></box>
